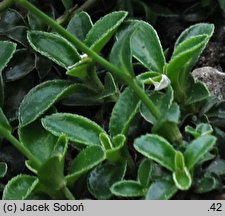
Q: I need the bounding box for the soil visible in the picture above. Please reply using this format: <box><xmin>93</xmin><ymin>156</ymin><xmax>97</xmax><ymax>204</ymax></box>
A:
<box><xmin>151</xmin><ymin>1</ymin><xmax>225</xmax><ymax>71</ymax></box>
<box><xmin>196</xmin><ymin>26</ymin><xmax>225</xmax><ymax>71</ymax></box>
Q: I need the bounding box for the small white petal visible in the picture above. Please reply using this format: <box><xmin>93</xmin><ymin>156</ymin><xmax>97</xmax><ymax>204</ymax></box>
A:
<box><xmin>153</xmin><ymin>75</ymin><xmax>171</xmax><ymax>91</ymax></box>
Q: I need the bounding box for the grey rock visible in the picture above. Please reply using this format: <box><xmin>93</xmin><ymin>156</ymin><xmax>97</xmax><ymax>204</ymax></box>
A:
<box><xmin>192</xmin><ymin>66</ymin><xmax>225</xmax><ymax>100</ymax></box>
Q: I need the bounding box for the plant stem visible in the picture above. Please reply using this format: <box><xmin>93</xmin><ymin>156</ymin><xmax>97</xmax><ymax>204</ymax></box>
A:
<box><xmin>56</xmin><ymin>5</ymin><xmax>78</xmax><ymax>25</ymax></box>
<box><xmin>16</xmin><ymin>0</ymin><xmax>161</xmax><ymax>120</ymax></box>
<box><xmin>74</xmin><ymin>0</ymin><xmax>98</xmax><ymax>13</ymax></box>
<box><xmin>57</xmin><ymin>0</ymin><xmax>98</xmax><ymax>25</ymax></box>
<box><xmin>16</xmin><ymin>0</ymin><xmax>182</xmax><ymax>142</ymax></box>
<box><xmin>0</xmin><ymin>127</ymin><xmax>41</xmax><ymax>168</ymax></box>
<box><xmin>62</xmin><ymin>186</ymin><xmax>76</xmax><ymax>200</ymax></box>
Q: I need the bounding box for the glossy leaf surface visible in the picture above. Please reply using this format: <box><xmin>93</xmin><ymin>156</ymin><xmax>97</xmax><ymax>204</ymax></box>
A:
<box><xmin>66</xmin><ymin>145</ymin><xmax>105</xmax><ymax>184</ymax></box>
<box><xmin>185</xmin><ymin>123</ymin><xmax>213</xmax><ymax>138</ymax></box>
<box><xmin>110</xmin><ymin>27</ymin><xmax>134</xmax><ymax>76</ymax></box>
<box><xmin>140</xmin><ymin>86</ymin><xmax>175</xmax><ymax>125</ymax></box>
<box><xmin>175</xmin><ymin>23</ymin><xmax>214</xmax><ymax>47</ymax></box>
<box><xmin>37</xmin><ymin>156</ymin><xmax>65</xmax><ymax>190</ymax></box>
<box><xmin>85</xmin><ymin>11</ymin><xmax>128</xmax><ymax>52</ymax></box>
<box><xmin>3</xmin><ymin>175</ymin><xmax>38</xmax><ymax>200</ymax></box>
<box><xmin>131</xmin><ymin>21</ymin><xmax>165</xmax><ymax>72</ymax></box>
<box><xmin>134</xmin><ymin>134</ymin><xmax>176</xmax><ymax>171</ymax></box>
<box><xmin>67</xmin><ymin>11</ymin><xmax>93</xmax><ymax>41</ymax></box>
<box><xmin>27</xmin><ymin>31</ymin><xmax>80</xmax><ymax>69</ymax></box>
<box><xmin>0</xmin><ymin>41</ymin><xmax>16</xmax><ymax>106</ymax></box>
<box><xmin>19</xmin><ymin>120</ymin><xmax>57</xmax><ymax>165</ymax></box>
<box><xmin>42</xmin><ymin>113</ymin><xmax>105</xmax><ymax>146</ymax></box>
<box><xmin>146</xmin><ymin>179</ymin><xmax>177</xmax><ymax>200</ymax></box>
<box><xmin>3</xmin><ymin>49</ymin><xmax>35</xmax><ymax>82</ymax></box>
<box><xmin>109</xmin><ymin>87</ymin><xmax>140</xmax><ymax>137</ymax></box>
<box><xmin>173</xmin><ymin>151</ymin><xmax>192</xmax><ymax>190</ymax></box>
<box><xmin>0</xmin><ymin>108</ymin><xmax>12</xmax><ymax>132</ymax></box>
<box><xmin>111</xmin><ymin>180</ymin><xmax>146</xmax><ymax>197</ymax></box>
<box><xmin>88</xmin><ymin>161</ymin><xmax>127</xmax><ymax>199</ymax></box>
<box><xmin>184</xmin><ymin>135</ymin><xmax>216</xmax><ymax>169</ymax></box>
<box><xmin>19</xmin><ymin>80</ymin><xmax>74</xmax><ymax>126</ymax></box>
<box><xmin>138</xmin><ymin>159</ymin><xmax>152</xmax><ymax>187</ymax></box>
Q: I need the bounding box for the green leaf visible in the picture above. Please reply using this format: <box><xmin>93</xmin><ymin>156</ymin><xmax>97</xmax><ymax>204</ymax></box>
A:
<box><xmin>206</xmin><ymin>159</ymin><xmax>225</xmax><ymax>175</ymax></box>
<box><xmin>0</xmin><ymin>162</ymin><xmax>7</xmax><ymax>178</ymax></box>
<box><xmin>141</xmin><ymin>92</ymin><xmax>181</xmax><ymax>141</ymax></box>
<box><xmin>19</xmin><ymin>120</ymin><xmax>57</xmax><ymax>165</ymax></box>
<box><xmin>185</xmin><ymin>123</ymin><xmax>213</xmax><ymax>138</ymax></box>
<box><xmin>51</xmin><ymin>135</ymin><xmax>68</xmax><ymax>162</ymax></box>
<box><xmin>19</xmin><ymin>80</ymin><xmax>75</xmax><ymax>126</ymax></box>
<box><xmin>35</xmin><ymin>54</ymin><xmax>52</xmax><ymax>79</ymax></box>
<box><xmin>175</xmin><ymin>23</ymin><xmax>214</xmax><ymax>47</ymax></box>
<box><xmin>61</xmin><ymin>0</ymin><xmax>73</xmax><ymax>10</ymax></box>
<box><xmin>66</xmin><ymin>57</ymin><xmax>92</xmax><ymax>80</ymax></box>
<box><xmin>67</xmin><ymin>11</ymin><xmax>93</xmax><ymax>41</ymax></box>
<box><xmin>3</xmin><ymin>175</ymin><xmax>38</xmax><ymax>200</ymax></box>
<box><xmin>38</xmin><ymin>156</ymin><xmax>66</xmax><ymax>190</ymax></box>
<box><xmin>134</xmin><ymin>134</ymin><xmax>176</xmax><ymax>171</ymax></box>
<box><xmin>0</xmin><ymin>9</ymin><xmax>25</xmax><ymax>33</ymax></box>
<box><xmin>131</xmin><ymin>21</ymin><xmax>165</xmax><ymax>72</ymax></box>
<box><xmin>0</xmin><ymin>41</ymin><xmax>17</xmax><ymax>72</ymax></box>
<box><xmin>185</xmin><ymin>81</ymin><xmax>210</xmax><ymax>105</ymax></box>
<box><xmin>88</xmin><ymin>161</ymin><xmax>127</xmax><ymax>199</ymax></box>
<box><xmin>195</xmin><ymin>175</ymin><xmax>219</xmax><ymax>193</ymax></box>
<box><xmin>137</xmin><ymin>71</ymin><xmax>162</xmax><ymax>85</ymax></box>
<box><xmin>109</xmin><ymin>87</ymin><xmax>140</xmax><ymax>137</ymax></box>
<box><xmin>167</xmin><ymin>24</ymin><xmax>214</xmax><ymax>102</ymax></box>
<box><xmin>173</xmin><ymin>35</ymin><xmax>208</xmax><ymax>59</ymax></box>
<box><xmin>172</xmin><ymin>151</ymin><xmax>192</xmax><ymax>190</ymax></box>
<box><xmin>3</xmin><ymin>75</ymin><xmax>34</xmax><ymax>122</ymax></box>
<box><xmin>85</xmin><ymin>11</ymin><xmax>128</xmax><ymax>53</ymax></box>
<box><xmin>27</xmin><ymin>31</ymin><xmax>80</xmax><ymax>69</ymax></box>
<box><xmin>115</xmin><ymin>20</ymin><xmax>137</xmax><ymax>39</ymax></box>
<box><xmin>152</xmin><ymin>114</ymin><xmax>181</xmax><ymax>144</ymax></box>
<box><xmin>0</xmin><ymin>108</ymin><xmax>12</xmax><ymax>132</ymax></box>
<box><xmin>6</xmin><ymin>26</ymin><xmax>28</xmax><ymax>46</ymax></box>
<box><xmin>3</xmin><ymin>49</ymin><xmax>35</xmax><ymax>82</ymax></box>
<box><xmin>66</xmin><ymin>145</ymin><xmax>105</xmax><ymax>184</ymax></box>
<box><xmin>110</xmin><ymin>180</ymin><xmax>147</xmax><ymax>197</ymax></box>
<box><xmin>146</xmin><ymin>179</ymin><xmax>177</xmax><ymax>200</ymax></box>
<box><xmin>138</xmin><ymin>159</ymin><xmax>152</xmax><ymax>187</ymax></box>
<box><xmin>105</xmin><ymin>134</ymin><xmax>126</xmax><ymax>162</ymax></box>
<box><xmin>184</xmin><ymin>135</ymin><xmax>216</xmax><ymax>169</ymax></box>
<box><xmin>110</xmin><ymin>27</ymin><xmax>134</xmax><ymax>76</ymax></box>
<box><xmin>166</xmin><ymin>38</ymin><xmax>210</xmax><ymax>101</ymax></box>
<box><xmin>140</xmin><ymin>86</ymin><xmax>174</xmax><ymax>125</ymax></box>
<box><xmin>97</xmin><ymin>73</ymin><xmax>118</xmax><ymax>100</ymax></box>
<box><xmin>61</xmin><ymin>84</ymin><xmax>103</xmax><ymax>106</ymax></box>
<box><xmin>0</xmin><ymin>41</ymin><xmax>16</xmax><ymax>107</ymax></box>
<box><xmin>99</xmin><ymin>133</ymin><xmax>112</xmax><ymax>150</ymax></box>
<box><xmin>175</xmin><ymin>151</ymin><xmax>186</xmax><ymax>171</ymax></box>
<box><xmin>139</xmin><ymin>73</ymin><xmax>171</xmax><ymax>90</ymax></box>
<box><xmin>168</xmin><ymin>24</ymin><xmax>214</xmax><ymax>100</ymax></box>
<box><xmin>28</xmin><ymin>12</ymin><xmax>47</xmax><ymax>31</ymax></box>
<box><xmin>25</xmin><ymin>160</ymin><xmax>37</xmax><ymax>174</ymax></box>
<box><xmin>42</xmin><ymin>113</ymin><xmax>105</xmax><ymax>146</ymax></box>
<box><xmin>196</xmin><ymin>123</ymin><xmax>213</xmax><ymax>135</ymax></box>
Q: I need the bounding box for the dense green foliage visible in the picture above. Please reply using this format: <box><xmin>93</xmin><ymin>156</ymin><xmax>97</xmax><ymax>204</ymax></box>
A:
<box><xmin>0</xmin><ymin>0</ymin><xmax>225</xmax><ymax>200</ymax></box>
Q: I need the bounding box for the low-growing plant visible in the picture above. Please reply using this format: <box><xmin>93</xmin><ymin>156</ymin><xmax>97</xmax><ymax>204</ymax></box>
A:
<box><xmin>0</xmin><ymin>0</ymin><xmax>224</xmax><ymax>200</ymax></box>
